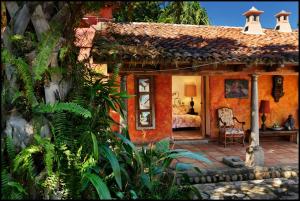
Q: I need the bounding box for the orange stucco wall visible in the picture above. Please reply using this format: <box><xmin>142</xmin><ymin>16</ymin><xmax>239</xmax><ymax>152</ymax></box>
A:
<box><xmin>127</xmin><ymin>74</ymin><xmax>172</xmax><ymax>144</ymax></box>
<box><xmin>258</xmin><ymin>75</ymin><xmax>298</xmax><ymax>129</ymax></box>
<box><xmin>209</xmin><ymin>74</ymin><xmax>298</xmax><ymax>139</ymax></box>
<box><xmin>209</xmin><ymin>75</ymin><xmax>251</xmax><ymax>139</ymax></box>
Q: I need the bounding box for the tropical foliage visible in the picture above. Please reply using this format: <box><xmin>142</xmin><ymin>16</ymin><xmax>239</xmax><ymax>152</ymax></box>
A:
<box><xmin>1</xmin><ymin>1</ymin><xmax>210</xmax><ymax>199</ymax></box>
<box><xmin>114</xmin><ymin>1</ymin><xmax>162</xmax><ymax>22</ymax></box>
<box><xmin>159</xmin><ymin>1</ymin><xmax>210</xmax><ymax>25</ymax></box>
<box><xmin>114</xmin><ymin>1</ymin><xmax>210</xmax><ymax>25</ymax></box>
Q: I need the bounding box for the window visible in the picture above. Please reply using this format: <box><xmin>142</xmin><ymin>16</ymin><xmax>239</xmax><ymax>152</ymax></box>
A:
<box><xmin>253</xmin><ymin>15</ymin><xmax>257</xmax><ymax>21</ymax></box>
<box><xmin>135</xmin><ymin>76</ymin><xmax>155</xmax><ymax>130</ymax></box>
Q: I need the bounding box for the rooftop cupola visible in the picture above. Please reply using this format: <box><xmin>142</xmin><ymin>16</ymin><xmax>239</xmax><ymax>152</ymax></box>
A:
<box><xmin>274</xmin><ymin>10</ymin><xmax>292</xmax><ymax>32</ymax></box>
<box><xmin>242</xmin><ymin>6</ymin><xmax>264</xmax><ymax>35</ymax></box>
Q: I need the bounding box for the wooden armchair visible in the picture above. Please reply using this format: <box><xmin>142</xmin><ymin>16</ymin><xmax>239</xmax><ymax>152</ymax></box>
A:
<box><xmin>217</xmin><ymin>107</ymin><xmax>246</xmax><ymax>147</ymax></box>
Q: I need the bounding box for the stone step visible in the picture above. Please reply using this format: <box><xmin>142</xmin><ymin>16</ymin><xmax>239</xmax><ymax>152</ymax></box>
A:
<box><xmin>173</xmin><ymin>138</ymin><xmax>210</xmax><ymax>145</ymax></box>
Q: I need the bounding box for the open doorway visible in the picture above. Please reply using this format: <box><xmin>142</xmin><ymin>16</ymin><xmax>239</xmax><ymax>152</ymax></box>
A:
<box><xmin>171</xmin><ymin>76</ymin><xmax>204</xmax><ymax>140</ymax></box>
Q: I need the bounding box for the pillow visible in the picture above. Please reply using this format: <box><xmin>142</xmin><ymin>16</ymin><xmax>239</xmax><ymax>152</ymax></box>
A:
<box><xmin>173</xmin><ymin>105</ymin><xmax>187</xmax><ymax>115</ymax></box>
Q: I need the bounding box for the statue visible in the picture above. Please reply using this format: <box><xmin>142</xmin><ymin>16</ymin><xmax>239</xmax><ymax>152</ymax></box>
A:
<box><xmin>284</xmin><ymin>114</ymin><xmax>295</xmax><ymax>130</ymax></box>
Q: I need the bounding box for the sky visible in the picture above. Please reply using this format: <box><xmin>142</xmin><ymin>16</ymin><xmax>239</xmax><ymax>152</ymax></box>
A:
<box><xmin>200</xmin><ymin>1</ymin><xmax>299</xmax><ymax>29</ymax></box>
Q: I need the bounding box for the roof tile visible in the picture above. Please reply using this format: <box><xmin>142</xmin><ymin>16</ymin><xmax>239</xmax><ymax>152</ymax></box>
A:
<box><xmin>89</xmin><ymin>22</ymin><xmax>298</xmax><ymax>65</ymax></box>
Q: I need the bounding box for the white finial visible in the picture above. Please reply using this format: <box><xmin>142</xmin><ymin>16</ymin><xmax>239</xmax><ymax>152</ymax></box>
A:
<box><xmin>250</xmin><ymin>6</ymin><xmax>257</xmax><ymax>11</ymax></box>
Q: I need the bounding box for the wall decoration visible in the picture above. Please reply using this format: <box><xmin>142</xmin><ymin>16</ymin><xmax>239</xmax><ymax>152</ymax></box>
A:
<box><xmin>139</xmin><ymin>78</ymin><xmax>150</xmax><ymax>92</ymax></box>
<box><xmin>272</xmin><ymin>75</ymin><xmax>284</xmax><ymax>102</ymax></box>
<box><xmin>139</xmin><ymin>94</ymin><xmax>150</xmax><ymax>109</ymax></box>
<box><xmin>225</xmin><ymin>79</ymin><xmax>249</xmax><ymax>98</ymax></box>
<box><xmin>136</xmin><ymin>76</ymin><xmax>155</xmax><ymax>129</ymax></box>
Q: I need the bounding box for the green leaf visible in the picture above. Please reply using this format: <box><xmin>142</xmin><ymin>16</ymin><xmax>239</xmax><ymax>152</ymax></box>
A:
<box><xmin>59</xmin><ymin>46</ymin><xmax>69</xmax><ymax>61</ymax></box>
<box><xmin>130</xmin><ymin>190</ymin><xmax>138</xmax><ymax>200</ymax></box>
<box><xmin>140</xmin><ymin>173</ymin><xmax>152</xmax><ymax>191</ymax></box>
<box><xmin>154</xmin><ymin>138</ymin><xmax>170</xmax><ymax>153</ymax></box>
<box><xmin>7</xmin><ymin>181</ymin><xmax>27</xmax><ymax>194</ymax></box>
<box><xmin>2</xmin><ymin>49</ymin><xmax>37</xmax><ymax>105</ymax></box>
<box><xmin>115</xmin><ymin>133</ymin><xmax>143</xmax><ymax>171</ymax></box>
<box><xmin>175</xmin><ymin>162</ymin><xmax>194</xmax><ymax>171</ymax></box>
<box><xmin>101</xmin><ymin>145</ymin><xmax>122</xmax><ymax>190</ymax></box>
<box><xmin>32</xmin><ymin>30</ymin><xmax>60</xmax><ymax>81</ymax></box>
<box><xmin>83</xmin><ymin>172</ymin><xmax>111</xmax><ymax>199</ymax></box>
<box><xmin>166</xmin><ymin>151</ymin><xmax>211</xmax><ymax>164</ymax></box>
<box><xmin>116</xmin><ymin>191</ymin><xmax>124</xmax><ymax>199</ymax></box>
<box><xmin>34</xmin><ymin>102</ymin><xmax>91</xmax><ymax>118</ymax></box>
<box><xmin>90</xmin><ymin>132</ymin><xmax>99</xmax><ymax>160</ymax></box>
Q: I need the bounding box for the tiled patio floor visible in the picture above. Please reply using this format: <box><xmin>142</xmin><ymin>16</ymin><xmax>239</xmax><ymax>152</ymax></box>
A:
<box><xmin>173</xmin><ymin>140</ymin><xmax>298</xmax><ymax>169</ymax></box>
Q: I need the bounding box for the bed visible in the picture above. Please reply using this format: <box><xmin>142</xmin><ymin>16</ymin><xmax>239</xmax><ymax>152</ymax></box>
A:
<box><xmin>172</xmin><ymin>105</ymin><xmax>201</xmax><ymax>129</ymax></box>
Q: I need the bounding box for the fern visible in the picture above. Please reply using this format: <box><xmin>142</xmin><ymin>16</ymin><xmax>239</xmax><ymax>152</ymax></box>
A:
<box><xmin>50</xmin><ymin>112</ymin><xmax>74</xmax><ymax>149</ymax></box>
<box><xmin>2</xmin><ymin>49</ymin><xmax>37</xmax><ymax>105</ymax></box>
<box><xmin>32</xmin><ymin>30</ymin><xmax>61</xmax><ymax>81</ymax></box>
<box><xmin>5</xmin><ymin>135</ymin><xmax>16</xmax><ymax>162</ymax></box>
<box><xmin>13</xmin><ymin>145</ymin><xmax>41</xmax><ymax>179</ymax></box>
<box><xmin>34</xmin><ymin>102</ymin><xmax>92</xmax><ymax>118</ymax></box>
<box><xmin>1</xmin><ymin>168</ymin><xmax>27</xmax><ymax>200</ymax></box>
<box><xmin>34</xmin><ymin>135</ymin><xmax>55</xmax><ymax>176</ymax></box>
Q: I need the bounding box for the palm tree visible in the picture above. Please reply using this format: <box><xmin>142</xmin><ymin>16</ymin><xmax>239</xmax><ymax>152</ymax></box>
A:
<box><xmin>159</xmin><ymin>1</ymin><xmax>210</xmax><ymax>25</ymax></box>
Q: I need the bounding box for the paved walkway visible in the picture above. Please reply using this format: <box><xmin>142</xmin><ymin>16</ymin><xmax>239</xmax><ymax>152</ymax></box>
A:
<box><xmin>173</xmin><ymin>140</ymin><xmax>298</xmax><ymax>169</ymax></box>
<box><xmin>192</xmin><ymin>177</ymin><xmax>298</xmax><ymax>200</ymax></box>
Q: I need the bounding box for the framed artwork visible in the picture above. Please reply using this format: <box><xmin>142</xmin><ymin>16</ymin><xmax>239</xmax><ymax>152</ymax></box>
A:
<box><xmin>135</xmin><ymin>76</ymin><xmax>155</xmax><ymax>129</ymax></box>
<box><xmin>225</xmin><ymin>79</ymin><xmax>249</xmax><ymax>98</ymax></box>
<box><xmin>139</xmin><ymin>79</ymin><xmax>150</xmax><ymax>92</ymax></box>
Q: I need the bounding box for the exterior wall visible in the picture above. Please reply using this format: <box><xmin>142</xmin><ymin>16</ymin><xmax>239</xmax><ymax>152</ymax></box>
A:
<box><xmin>209</xmin><ymin>74</ymin><xmax>251</xmax><ymax>139</ymax></box>
<box><xmin>209</xmin><ymin>74</ymin><xmax>299</xmax><ymax>139</ymax></box>
<box><xmin>127</xmin><ymin>74</ymin><xmax>172</xmax><ymax>144</ymax></box>
<box><xmin>258</xmin><ymin>75</ymin><xmax>298</xmax><ymax>128</ymax></box>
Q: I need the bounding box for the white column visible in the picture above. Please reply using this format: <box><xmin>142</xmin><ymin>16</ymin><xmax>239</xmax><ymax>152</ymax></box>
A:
<box><xmin>245</xmin><ymin>74</ymin><xmax>264</xmax><ymax>167</ymax></box>
<box><xmin>250</xmin><ymin>74</ymin><xmax>259</xmax><ymax>147</ymax></box>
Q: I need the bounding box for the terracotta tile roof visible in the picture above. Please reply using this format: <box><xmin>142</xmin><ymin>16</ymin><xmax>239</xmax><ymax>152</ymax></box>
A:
<box><xmin>90</xmin><ymin>22</ymin><xmax>298</xmax><ymax>65</ymax></box>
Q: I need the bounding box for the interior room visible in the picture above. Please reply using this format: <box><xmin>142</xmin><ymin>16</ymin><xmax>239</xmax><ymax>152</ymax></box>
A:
<box><xmin>172</xmin><ymin>76</ymin><xmax>203</xmax><ymax>140</ymax></box>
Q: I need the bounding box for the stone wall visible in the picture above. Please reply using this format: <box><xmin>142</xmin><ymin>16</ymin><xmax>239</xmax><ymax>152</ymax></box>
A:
<box><xmin>175</xmin><ymin>166</ymin><xmax>298</xmax><ymax>185</ymax></box>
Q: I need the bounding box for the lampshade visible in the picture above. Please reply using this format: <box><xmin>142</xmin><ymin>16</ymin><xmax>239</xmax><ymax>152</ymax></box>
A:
<box><xmin>184</xmin><ymin>84</ymin><xmax>196</xmax><ymax>97</ymax></box>
<box><xmin>259</xmin><ymin>100</ymin><xmax>270</xmax><ymax>113</ymax></box>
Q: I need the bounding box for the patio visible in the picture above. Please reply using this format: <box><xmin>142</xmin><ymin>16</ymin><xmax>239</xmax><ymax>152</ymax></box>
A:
<box><xmin>173</xmin><ymin>140</ymin><xmax>298</xmax><ymax>169</ymax></box>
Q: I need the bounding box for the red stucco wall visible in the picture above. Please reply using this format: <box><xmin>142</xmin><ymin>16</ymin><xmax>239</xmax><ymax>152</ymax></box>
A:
<box><xmin>127</xmin><ymin>74</ymin><xmax>173</xmax><ymax>144</ymax></box>
<box><xmin>209</xmin><ymin>74</ymin><xmax>299</xmax><ymax>139</ymax></box>
<box><xmin>258</xmin><ymin>75</ymin><xmax>298</xmax><ymax>129</ymax></box>
<box><xmin>209</xmin><ymin>75</ymin><xmax>251</xmax><ymax>139</ymax></box>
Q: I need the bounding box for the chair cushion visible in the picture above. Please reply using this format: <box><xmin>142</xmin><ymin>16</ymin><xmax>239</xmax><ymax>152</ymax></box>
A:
<box><xmin>224</xmin><ymin>128</ymin><xmax>244</xmax><ymax>135</ymax></box>
<box><xmin>218</xmin><ymin>108</ymin><xmax>234</xmax><ymax>127</ymax></box>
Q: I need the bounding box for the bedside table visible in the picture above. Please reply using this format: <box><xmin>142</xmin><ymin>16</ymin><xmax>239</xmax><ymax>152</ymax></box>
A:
<box><xmin>187</xmin><ymin>112</ymin><xmax>198</xmax><ymax>115</ymax></box>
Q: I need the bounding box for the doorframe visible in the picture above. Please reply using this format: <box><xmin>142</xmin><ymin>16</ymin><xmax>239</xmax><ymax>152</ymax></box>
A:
<box><xmin>203</xmin><ymin>76</ymin><xmax>211</xmax><ymax>137</ymax></box>
<box><xmin>171</xmin><ymin>75</ymin><xmax>206</xmax><ymax>139</ymax></box>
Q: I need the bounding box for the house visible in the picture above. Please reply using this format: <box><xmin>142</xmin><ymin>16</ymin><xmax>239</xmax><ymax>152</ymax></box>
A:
<box><xmin>75</xmin><ymin>6</ymin><xmax>298</xmax><ymax>145</ymax></box>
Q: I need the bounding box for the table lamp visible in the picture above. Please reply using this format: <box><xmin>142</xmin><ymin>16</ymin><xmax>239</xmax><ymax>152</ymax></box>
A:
<box><xmin>259</xmin><ymin>100</ymin><xmax>270</xmax><ymax>131</ymax></box>
<box><xmin>185</xmin><ymin>84</ymin><xmax>196</xmax><ymax>114</ymax></box>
